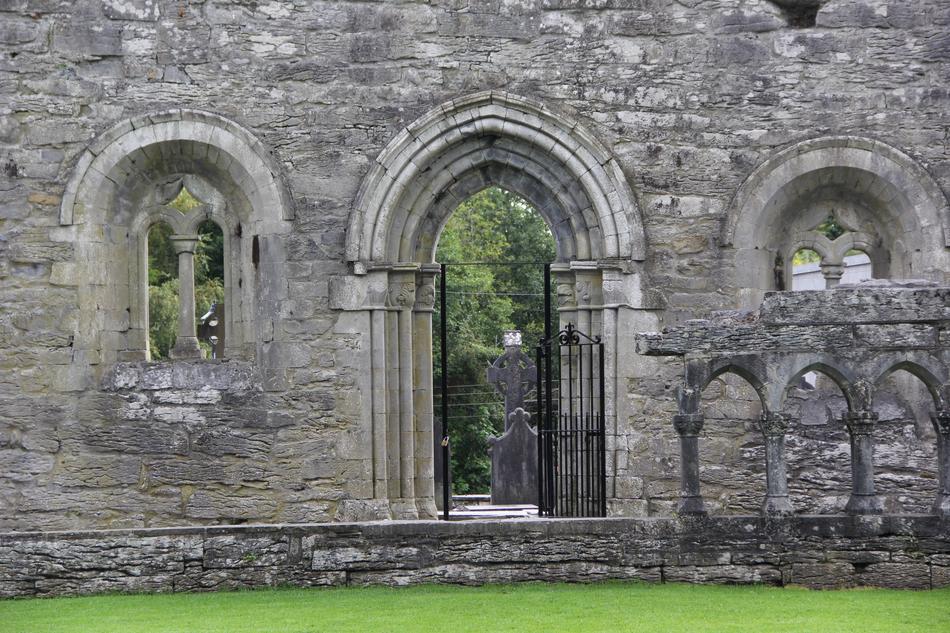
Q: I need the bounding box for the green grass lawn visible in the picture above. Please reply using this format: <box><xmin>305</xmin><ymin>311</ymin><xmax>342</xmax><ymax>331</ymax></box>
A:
<box><xmin>1</xmin><ymin>582</ymin><xmax>948</xmax><ymax>633</ymax></box>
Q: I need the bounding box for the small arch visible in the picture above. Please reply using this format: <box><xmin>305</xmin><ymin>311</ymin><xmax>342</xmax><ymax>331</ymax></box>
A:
<box><xmin>346</xmin><ymin>90</ymin><xmax>645</xmax><ymax>266</ymax></box>
<box><xmin>703</xmin><ymin>362</ymin><xmax>769</xmax><ymax>411</ymax></box>
<box><xmin>782</xmin><ymin>362</ymin><xmax>854</xmax><ymax>410</ymax></box>
<box><xmin>873</xmin><ymin>360</ymin><xmax>947</xmax><ymax>409</ymax></box>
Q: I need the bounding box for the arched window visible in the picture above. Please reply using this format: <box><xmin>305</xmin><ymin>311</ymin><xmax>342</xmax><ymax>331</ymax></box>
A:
<box><xmin>724</xmin><ymin>137</ymin><xmax>950</xmax><ymax>308</ymax></box>
<box><xmin>60</xmin><ymin>110</ymin><xmax>292</xmax><ymax>366</ymax></box>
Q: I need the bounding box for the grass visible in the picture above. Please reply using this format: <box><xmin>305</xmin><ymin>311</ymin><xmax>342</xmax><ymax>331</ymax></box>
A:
<box><xmin>1</xmin><ymin>582</ymin><xmax>948</xmax><ymax>633</ymax></box>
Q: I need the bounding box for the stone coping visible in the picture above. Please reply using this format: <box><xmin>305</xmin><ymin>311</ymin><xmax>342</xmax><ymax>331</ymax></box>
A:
<box><xmin>4</xmin><ymin>514</ymin><xmax>947</xmax><ymax>542</ymax></box>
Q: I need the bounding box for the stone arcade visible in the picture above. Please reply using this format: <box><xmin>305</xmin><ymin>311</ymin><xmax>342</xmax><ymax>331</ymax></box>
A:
<box><xmin>1</xmin><ymin>0</ymin><xmax>949</xmax><ymax>595</ymax></box>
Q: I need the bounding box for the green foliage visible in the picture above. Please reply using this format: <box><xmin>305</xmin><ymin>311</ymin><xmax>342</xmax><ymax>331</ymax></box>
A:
<box><xmin>791</xmin><ymin>249</ymin><xmax>820</xmax><ymax>266</ymax></box>
<box><xmin>434</xmin><ymin>186</ymin><xmax>556</xmax><ymax>494</ymax></box>
<box><xmin>168</xmin><ymin>185</ymin><xmax>202</xmax><ymax>214</ymax></box>
<box><xmin>816</xmin><ymin>214</ymin><xmax>846</xmax><ymax>241</ymax></box>
<box><xmin>148</xmin><ymin>278</ymin><xmax>180</xmax><ymax>360</ymax></box>
<box><xmin>147</xmin><ymin>222</ymin><xmax>177</xmax><ymax>286</ymax></box>
<box><xmin>3</xmin><ymin>582</ymin><xmax>948</xmax><ymax>633</ymax></box>
<box><xmin>147</xmin><ymin>218</ymin><xmax>225</xmax><ymax>360</ymax></box>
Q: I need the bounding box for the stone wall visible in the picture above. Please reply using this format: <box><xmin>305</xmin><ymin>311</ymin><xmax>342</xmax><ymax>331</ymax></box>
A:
<box><xmin>2</xmin><ymin>0</ymin><xmax>950</xmax><ymax>528</ymax></box>
<box><xmin>1</xmin><ymin>516</ymin><xmax>948</xmax><ymax>597</ymax></box>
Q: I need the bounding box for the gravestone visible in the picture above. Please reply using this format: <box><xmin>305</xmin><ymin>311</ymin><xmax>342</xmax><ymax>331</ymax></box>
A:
<box><xmin>487</xmin><ymin>331</ymin><xmax>539</xmax><ymax>504</ymax></box>
<box><xmin>487</xmin><ymin>408</ymin><xmax>539</xmax><ymax>505</ymax></box>
<box><xmin>487</xmin><ymin>331</ymin><xmax>537</xmax><ymax>430</ymax></box>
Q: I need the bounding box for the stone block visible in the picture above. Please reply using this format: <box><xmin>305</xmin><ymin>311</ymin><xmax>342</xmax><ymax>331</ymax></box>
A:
<box><xmin>53</xmin><ymin>22</ymin><xmax>123</xmax><ymax>58</ymax></box>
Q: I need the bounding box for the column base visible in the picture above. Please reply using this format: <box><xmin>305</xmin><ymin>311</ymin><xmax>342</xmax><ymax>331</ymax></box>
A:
<box><xmin>845</xmin><ymin>494</ymin><xmax>884</xmax><ymax>515</ymax></box>
<box><xmin>677</xmin><ymin>495</ymin><xmax>706</xmax><ymax>515</ymax></box>
<box><xmin>169</xmin><ymin>336</ymin><xmax>202</xmax><ymax>359</ymax></box>
<box><xmin>416</xmin><ymin>496</ymin><xmax>439</xmax><ymax>519</ymax></box>
<box><xmin>933</xmin><ymin>493</ymin><xmax>950</xmax><ymax>517</ymax></box>
<box><xmin>762</xmin><ymin>495</ymin><xmax>794</xmax><ymax>516</ymax></box>
<box><xmin>389</xmin><ymin>498</ymin><xmax>420</xmax><ymax>519</ymax></box>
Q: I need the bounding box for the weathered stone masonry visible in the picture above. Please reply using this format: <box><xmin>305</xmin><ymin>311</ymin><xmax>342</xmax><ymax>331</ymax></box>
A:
<box><xmin>1</xmin><ymin>516</ymin><xmax>948</xmax><ymax>597</ymax></box>
<box><xmin>2</xmin><ymin>0</ymin><xmax>950</xmax><ymax>577</ymax></box>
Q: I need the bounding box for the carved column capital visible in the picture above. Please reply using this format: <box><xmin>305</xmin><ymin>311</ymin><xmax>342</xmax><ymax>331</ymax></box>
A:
<box><xmin>673</xmin><ymin>413</ymin><xmax>704</xmax><ymax>437</ymax></box>
<box><xmin>169</xmin><ymin>234</ymin><xmax>200</xmax><ymax>255</ymax></box>
<box><xmin>759</xmin><ymin>412</ymin><xmax>793</xmax><ymax>437</ymax></box>
<box><xmin>387</xmin><ymin>281</ymin><xmax>416</xmax><ymax>309</ymax></box>
<box><xmin>413</xmin><ymin>276</ymin><xmax>436</xmax><ymax>312</ymax></box>
<box><xmin>843</xmin><ymin>410</ymin><xmax>878</xmax><ymax>437</ymax></box>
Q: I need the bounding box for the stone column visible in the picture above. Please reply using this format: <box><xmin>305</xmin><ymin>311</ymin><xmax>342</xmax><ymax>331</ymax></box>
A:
<box><xmin>412</xmin><ymin>266</ymin><xmax>439</xmax><ymax>518</ymax></box>
<box><xmin>673</xmin><ymin>412</ymin><xmax>706</xmax><ymax>515</ymax></box>
<box><xmin>758</xmin><ymin>412</ymin><xmax>794</xmax><ymax>515</ymax></box>
<box><xmin>168</xmin><ymin>234</ymin><xmax>201</xmax><ymax>359</ymax></box>
<box><xmin>932</xmin><ymin>411</ymin><xmax>950</xmax><ymax>516</ymax></box>
<box><xmin>387</xmin><ymin>268</ymin><xmax>418</xmax><ymax>519</ymax></box>
<box><xmin>843</xmin><ymin>411</ymin><xmax>884</xmax><ymax>514</ymax></box>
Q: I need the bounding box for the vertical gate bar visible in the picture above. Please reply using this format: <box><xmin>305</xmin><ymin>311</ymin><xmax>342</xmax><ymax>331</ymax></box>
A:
<box><xmin>536</xmin><ymin>343</ymin><xmax>544</xmax><ymax>514</ymax></box>
<box><xmin>569</xmin><ymin>338</ymin><xmax>574</xmax><ymax>516</ymax></box>
<box><xmin>599</xmin><ymin>341</ymin><xmax>606</xmax><ymax>517</ymax></box>
<box><xmin>577</xmin><ymin>337</ymin><xmax>583</xmax><ymax>516</ymax></box>
<box><xmin>544</xmin><ymin>264</ymin><xmax>554</xmax><ymax>514</ymax></box>
<box><xmin>440</xmin><ymin>263</ymin><xmax>450</xmax><ymax>521</ymax></box>
<box><xmin>588</xmin><ymin>342</ymin><xmax>594</xmax><ymax>517</ymax></box>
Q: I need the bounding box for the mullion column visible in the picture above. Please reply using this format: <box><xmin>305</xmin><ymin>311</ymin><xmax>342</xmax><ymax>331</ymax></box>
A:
<box><xmin>932</xmin><ymin>411</ymin><xmax>950</xmax><ymax>516</ymax></box>
<box><xmin>673</xmin><ymin>412</ymin><xmax>706</xmax><ymax>515</ymax></box>
<box><xmin>843</xmin><ymin>411</ymin><xmax>884</xmax><ymax>514</ymax></box>
<box><xmin>758</xmin><ymin>412</ymin><xmax>794</xmax><ymax>515</ymax></box>
<box><xmin>169</xmin><ymin>234</ymin><xmax>201</xmax><ymax>359</ymax></box>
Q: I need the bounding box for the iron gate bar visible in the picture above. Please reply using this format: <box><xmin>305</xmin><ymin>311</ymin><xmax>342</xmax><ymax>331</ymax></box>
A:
<box><xmin>440</xmin><ymin>262</ymin><xmax>449</xmax><ymax>521</ymax></box>
<box><xmin>536</xmin><ymin>321</ymin><xmax>606</xmax><ymax>517</ymax></box>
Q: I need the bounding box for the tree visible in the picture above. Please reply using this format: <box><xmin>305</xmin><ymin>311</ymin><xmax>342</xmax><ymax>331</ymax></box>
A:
<box><xmin>433</xmin><ymin>186</ymin><xmax>556</xmax><ymax>494</ymax></box>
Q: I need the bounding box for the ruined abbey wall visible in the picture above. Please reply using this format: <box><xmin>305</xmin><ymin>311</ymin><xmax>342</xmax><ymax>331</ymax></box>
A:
<box><xmin>2</xmin><ymin>0</ymin><xmax>950</xmax><ymax>530</ymax></box>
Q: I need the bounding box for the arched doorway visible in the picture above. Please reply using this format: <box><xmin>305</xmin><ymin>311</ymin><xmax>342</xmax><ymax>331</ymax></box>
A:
<box><xmin>337</xmin><ymin>91</ymin><xmax>649</xmax><ymax>519</ymax></box>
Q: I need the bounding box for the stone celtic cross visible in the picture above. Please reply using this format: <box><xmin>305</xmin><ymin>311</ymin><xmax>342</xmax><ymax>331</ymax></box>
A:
<box><xmin>487</xmin><ymin>331</ymin><xmax>537</xmax><ymax>430</ymax></box>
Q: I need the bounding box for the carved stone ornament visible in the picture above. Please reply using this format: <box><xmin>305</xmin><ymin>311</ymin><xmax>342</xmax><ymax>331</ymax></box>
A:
<box><xmin>932</xmin><ymin>411</ymin><xmax>950</xmax><ymax>437</ymax></box>
<box><xmin>576</xmin><ymin>280</ymin><xmax>592</xmax><ymax>305</ymax></box>
<box><xmin>673</xmin><ymin>413</ymin><xmax>704</xmax><ymax>437</ymax></box>
<box><xmin>843</xmin><ymin>410</ymin><xmax>878</xmax><ymax>437</ymax></box>
<box><xmin>759</xmin><ymin>412</ymin><xmax>792</xmax><ymax>437</ymax></box>
<box><xmin>414</xmin><ymin>280</ymin><xmax>435</xmax><ymax>310</ymax></box>
<box><xmin>387</xmin><ymin>282</ymin><xmax>415</xmax><ymax>309</ymax></box>
<box><xmin>556</xmin><ymin>283</ymin><xmax>575</xmax><ymax>308</ymax></box>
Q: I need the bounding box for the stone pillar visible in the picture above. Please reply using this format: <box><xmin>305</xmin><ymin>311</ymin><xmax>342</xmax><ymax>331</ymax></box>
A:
<box><xmin>758</xmin><ymin>412</ymin><xmax>794</xmax><ymax>516</ymax></box>
<box><xmin>168</xmin><ymin>234</ymin><xmax>201</xmax><ymax>359</ymax></box>
<box><xmin>843</xmin><ymin>411</ymin><xmax>884</xmax><ymax>514</ymax></box>
<box><xmin>673</xmin><ymin>412</ymin><xmax>706</xmax><ymax>515</ymax></box>
<box><xmin>388</xmin><ymin>268</ymin><xmax>418</xmax><ymax>519</ymax></box>
<box><xmin>932</xmin><ymin>411</ymin><xmax>950</xmax><ymax>516</ymax></box>
<box><xmin>412</xmin><ymin>267</ymin><xmax>438</xmax><ymax>518</ymax></box>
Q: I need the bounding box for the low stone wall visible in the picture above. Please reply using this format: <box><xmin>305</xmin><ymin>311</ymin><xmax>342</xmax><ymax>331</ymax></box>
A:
<box><xmin>2</xmin><ymin>516</ymin><xmax>948</xmax><ymax>597</ymax></box>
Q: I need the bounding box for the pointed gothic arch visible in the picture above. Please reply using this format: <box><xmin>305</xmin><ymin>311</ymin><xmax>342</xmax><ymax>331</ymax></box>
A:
<box><xmin>336</xmin><ymin>91</ymin><xmax>648</xmax><ymax>519</ymax></box>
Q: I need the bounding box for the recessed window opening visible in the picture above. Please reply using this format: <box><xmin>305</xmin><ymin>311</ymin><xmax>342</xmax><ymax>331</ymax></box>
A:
<box><xmin>147</xmin><ymin>221</ymin><xmax>179</xmax><ymax>360</ymax></box>
<box><xmin>195</xmin><ymin>219</ymin><xmax>225</xmax><ymax>358</ymax></box>
<box><xmin>791</xmin><ymin>248</ymin><xmax>823</xmax><ymax>291</ymax></box>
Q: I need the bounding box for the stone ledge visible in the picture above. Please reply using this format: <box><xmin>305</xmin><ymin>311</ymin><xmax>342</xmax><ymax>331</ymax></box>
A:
<box><xmin>1</xmin><ymin>515</ymin><xmax>947</xmax><ymax>597</ymax></box>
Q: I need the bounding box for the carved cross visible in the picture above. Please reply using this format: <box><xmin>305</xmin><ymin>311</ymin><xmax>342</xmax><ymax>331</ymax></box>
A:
<box><xmin>487</xmin><ymin>331</ymin><xmax>537</xmax><ymax>430</ymax></box>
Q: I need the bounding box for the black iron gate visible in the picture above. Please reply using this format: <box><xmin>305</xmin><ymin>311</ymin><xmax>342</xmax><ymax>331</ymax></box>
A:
<box><xmin>536</xmin><ymin>322</ymin><xmax>607</xmax><ymax>517</ymax></box>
